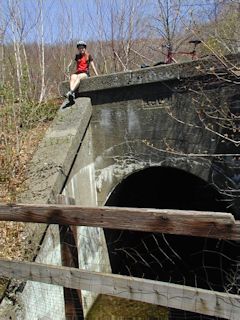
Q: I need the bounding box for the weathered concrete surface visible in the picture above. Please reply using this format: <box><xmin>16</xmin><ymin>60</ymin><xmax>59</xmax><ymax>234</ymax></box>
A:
<box><xmin>18</xmin><ymin>225</ymin><xmax>64</xmax><ymax>320</ymax></box>
<box><xmin>0</xmin><ymin>98</ymin><xmax>92</xmax><ymax>319</ymax></box>
<box><xmin>62</xmin><ymin>127</ymin><xmax>111</xmax><ymax>316</ymax></box>
<box><xmin>60</xmin><ymin>53</ymin><xmax>240</xmax><ymax>95</ymax></box>
<box><xmin>20</xmin><ymin>97</ymin><xmax>92</xmax><ymax>205</ymax></box>
<box><xmin>0</xmin><ymin>226</ymin><xmax>65</xmax><ymax>320</ymax></box>
<box><xmin>17</xmin><ymin>97</ymin><xmax>92</xmax><ymax>262</ymax></box>
<box><xmin>68</xmin><ymin>78</ymin><xmax>238</xmax><ymax>207</ymax></box>
<box><xmin>62</xmin><ymin>56</ymin><xmax>240</xmax><ymax>317</ymax></box>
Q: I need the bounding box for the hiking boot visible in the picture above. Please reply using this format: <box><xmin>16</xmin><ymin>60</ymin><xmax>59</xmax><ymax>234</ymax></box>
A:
<box><xmin>66</xmin><ymin>91</ymin><xmax>75</xmax><ymax>104</ymax></box>
<box><xmin>64</xmin><ymin>90</ymin><xmax>71</xmax><ymax>98</ymax></box>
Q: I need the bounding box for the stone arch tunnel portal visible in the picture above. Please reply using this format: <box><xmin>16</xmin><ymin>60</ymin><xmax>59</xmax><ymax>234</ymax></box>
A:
<box><xmin>104</xmin><ymin>167</ymin><xmax>236</xmax><ymax>319</ymax></box>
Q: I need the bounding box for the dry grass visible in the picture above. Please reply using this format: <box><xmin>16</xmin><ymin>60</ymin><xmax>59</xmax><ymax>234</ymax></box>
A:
<box><xmin>0</xmin><ymin>123</ymin><xmax>49</xmax><ymax>256</ymax></box>
<box><xmin>0</xmin><ymin>98</ymin><xmax>60</xmax><ymax>298</ymax></box>
<box><xmin>1</xmin><ymin>123</ymin><xmax>50</xmax><ymax>203</ymax></box>
<box><xmin>0</xmin><ymin>105</ymin><xmax>57</xmax><ymax>258</ymax></box>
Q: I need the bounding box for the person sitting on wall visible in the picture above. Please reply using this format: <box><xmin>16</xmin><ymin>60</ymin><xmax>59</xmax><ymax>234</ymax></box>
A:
<box><xmin>65</xmin><ymin>41</ymin><xmax>98</xmax><ymax>103</ymax></box>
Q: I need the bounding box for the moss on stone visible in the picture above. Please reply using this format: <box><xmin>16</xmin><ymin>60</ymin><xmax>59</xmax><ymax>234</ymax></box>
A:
<box><xmin>87</xmin><ymin>294</ymin><xmax>168</xmax><ymax>319</ymax></box>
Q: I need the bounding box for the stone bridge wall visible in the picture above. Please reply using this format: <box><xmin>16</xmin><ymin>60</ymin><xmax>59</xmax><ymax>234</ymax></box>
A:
<box><xmin>63</xmin><ymin>55</ymin><xmax>240</xmax><ymax>314</ymax></box>
<box><xmin>65</xmin><ymin>56</ymin><xmax>239</xmax><ymax>207</ymax></box>
<box><xmin>1</xmin><ymin>55</ymin><xmax>239</xmax><ymax>319</ymax></box>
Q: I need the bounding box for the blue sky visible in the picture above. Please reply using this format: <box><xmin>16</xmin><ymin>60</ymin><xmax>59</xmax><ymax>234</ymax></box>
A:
<box><xmin>2</xmin><ymin>0</ymin><xmax>96</xmax><ymax>43</ymax></box>
<box><xmin>1</xmin><ymin>0</ymin><xmax>94</xmax><ymax>43</ymax></box>
<box><xmin>1</xmin><ymin>0</ymin><xmax>219</xmax><ymax>44</ymax></box>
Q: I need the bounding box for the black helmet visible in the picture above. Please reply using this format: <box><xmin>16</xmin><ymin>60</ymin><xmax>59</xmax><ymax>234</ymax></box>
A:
<box><xmin>77</xmin><ymin>41</ymin><xmax>87</xmax><ymax>48</ymax></box>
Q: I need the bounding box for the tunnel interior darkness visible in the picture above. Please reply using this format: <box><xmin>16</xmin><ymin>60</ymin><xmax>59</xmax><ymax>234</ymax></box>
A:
<box><xmin>104</xmin><ymin>167</ymin><xmax>237</xmax><ymax>320</ymax></box>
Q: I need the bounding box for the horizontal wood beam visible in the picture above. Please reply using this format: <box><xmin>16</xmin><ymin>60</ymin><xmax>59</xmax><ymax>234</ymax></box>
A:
<box><xmin>0</xmin><ymin>259</ymin><xmax>239</xmax><ymax>319</ymax></box>
<box><xmin>0</xmin><ymin>203</ymin><xmax>239</xmax><ymax>240</ymax></box>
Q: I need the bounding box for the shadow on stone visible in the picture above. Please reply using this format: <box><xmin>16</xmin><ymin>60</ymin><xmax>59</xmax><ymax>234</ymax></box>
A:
<box><xmin>60</xmin><ymin>99</ymin><xmax>75</xmax><ymax>110</ymax></box>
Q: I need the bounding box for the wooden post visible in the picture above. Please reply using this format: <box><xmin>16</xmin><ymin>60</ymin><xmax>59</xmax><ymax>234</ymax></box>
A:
<box><xmin>57</xmin><ymin>195</ymin><xmax>84</xmax><ymax>320</ymax></box>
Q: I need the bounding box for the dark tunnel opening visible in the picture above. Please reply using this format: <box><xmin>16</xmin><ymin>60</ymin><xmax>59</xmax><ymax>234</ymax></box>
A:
<box><xmin>104</xmin><ymin>167</ymin><xmax>237</xmax><ymax>320</ymax></box>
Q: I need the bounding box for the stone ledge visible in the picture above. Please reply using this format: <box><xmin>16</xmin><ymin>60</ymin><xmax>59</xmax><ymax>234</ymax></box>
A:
<box><xmin>19</xmin><ymin>96</ymin><xmax>92</xmax><ymax>260</ymax></box>
<box><xmin>17</xmin><ymin>97</ymin><xmax>92</xmax><ymax>260</ymax></box>
<box><xmin>19</xmin><ymin>97</ymin><xmax>92</xmax><ymax>205</ymax></box>
<box><xmin>59</xmin><ymin>53</ymin><xmax>240</xmax><ymax>96</ymax></box>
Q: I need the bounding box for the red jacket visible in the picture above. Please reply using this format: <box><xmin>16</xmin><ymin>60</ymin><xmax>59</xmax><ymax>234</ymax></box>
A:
<box><xmin>75</xmin><ymin>53</ymin><xmax>93</xmax><ymax>74</ymax></box>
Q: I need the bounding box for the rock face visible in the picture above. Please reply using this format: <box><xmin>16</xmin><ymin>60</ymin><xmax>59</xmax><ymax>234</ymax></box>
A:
<box><xmin>1</xmin><ymin>55</ymin><xmax>240</xmax><ymax>319</ymax></box>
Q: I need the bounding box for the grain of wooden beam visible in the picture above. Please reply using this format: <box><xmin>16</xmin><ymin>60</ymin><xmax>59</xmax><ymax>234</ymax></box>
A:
<box><xmin>0</xmin><ymin>203</ymin><xmax>239</xmax><ymax>239</ymax></box>
<box><xmin>0</xmin><ymin>259</ymin><xmax>239</xmax><ymax>319</ymax></box>
<box><xmin>57</xmin><ymin>195</ymin><xmax>84</xmax><ymax>320</ymax></box>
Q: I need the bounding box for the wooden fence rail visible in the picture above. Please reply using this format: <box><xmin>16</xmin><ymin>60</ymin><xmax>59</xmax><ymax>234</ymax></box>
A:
<box><xmin>1</xmin><ymin>202</ymin><xmax>240</xmax><ymax>319</ymax></box>
<box><xmin>0</xmin><ymin>258</ymin><xmax>239</xmax><ymax>320</ymax></box>
<box><xmin>0</xmin><ymin>203</ymin><xmax>239</xmax><ymax>239</ymax></box>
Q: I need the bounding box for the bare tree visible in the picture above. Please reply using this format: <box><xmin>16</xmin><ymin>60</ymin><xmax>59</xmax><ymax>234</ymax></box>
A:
<box><xmin>0</xmin><ymin>7</ymin><xmax>7</xmax><ymax>104</ymax></box>
<box><xmin>88</xmin><ymin>0</ymin><xmax>150</xmax><ymax>73</ymax></box>
<box><xmin>38</xmin><ymin>0</ymin><xmax>45</xmax><ymax>103</ymax></box>
<box><xmin>192</xmin><ymin>0</ymin><xmax>240</xmax><ymax>56</ymax></box>
<box><xmin>8</xmin><ymin>0</ymin><xmax>24</xmax><ymax>99</ymax></box>
<box><xmin>150</xmin><ymin>0</ymin><xmax>188</xmax><ymax>50</ymax></box>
